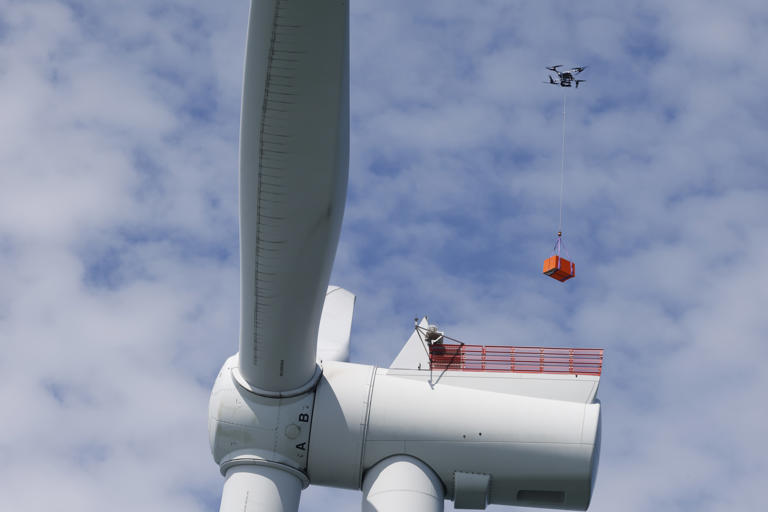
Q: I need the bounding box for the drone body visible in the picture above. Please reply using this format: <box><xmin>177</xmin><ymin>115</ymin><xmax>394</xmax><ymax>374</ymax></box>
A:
<box><xmin>546</xmin><ymin>65</ymin><xmax>587</xmax><ymax>88</ymax></box>
<box><xmin>207</xmin><ymin>2</ymin><xmax>602</xmax><ymax>511</ymax></box>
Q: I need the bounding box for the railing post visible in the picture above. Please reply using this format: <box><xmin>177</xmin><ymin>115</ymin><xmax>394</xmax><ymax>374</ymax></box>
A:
<box><xmin>539</xmin><ymin>348</ymin><xmax>544</xmax><ymax>373</ymax></box>
<box><xmin>510</xmin><ymin>347</ymin><xmax>515</xmax><ymax>372</ymax></box>
<box><xmin>599</xmin><ymin>349</ymin><xmax>604</xmax><ymax>376</ymax></box>
<box><xmin>569</xmin><ymin>349</ymin><xmax>574</xmax><ymax>373</ymax></box>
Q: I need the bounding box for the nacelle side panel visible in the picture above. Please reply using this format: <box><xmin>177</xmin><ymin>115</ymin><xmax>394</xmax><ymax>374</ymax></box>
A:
<box><xmin>364</xmin><ymin>369</ymin><xmax>600</xmax><ymax>510</ymax></box>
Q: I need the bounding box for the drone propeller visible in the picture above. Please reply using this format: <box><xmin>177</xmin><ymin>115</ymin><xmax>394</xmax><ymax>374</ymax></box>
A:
<box><xmin>575</xmin><ymin>79</ymin><xmax>586</xmax><ymax>88</ymax></box>
<box><xmin>573</xmin><ymin>65</ymin><xmax>588</xmax><ymax>73</ymax></box>
<box><xmin>546</xmin><ymin>64</ymin><xmax>562</xmax><ymax>72</ymax></box>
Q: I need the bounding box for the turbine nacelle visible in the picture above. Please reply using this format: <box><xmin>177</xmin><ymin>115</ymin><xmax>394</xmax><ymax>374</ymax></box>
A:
<box><xmin>209</xmin><ymin>353</ymin><xmax>602</xmax><ymax>510</ymax></box>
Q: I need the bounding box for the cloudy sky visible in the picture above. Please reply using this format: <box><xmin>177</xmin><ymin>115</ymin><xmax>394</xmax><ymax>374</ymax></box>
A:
<box><xmin>1</xmin><ymin>0</ymin><xmax>767</xmax><ymax>511</ymax></box>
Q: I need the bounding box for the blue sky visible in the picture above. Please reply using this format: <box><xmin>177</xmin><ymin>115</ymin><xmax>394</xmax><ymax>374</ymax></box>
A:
<box><xmin>1</xmin><ymin>1</ymin><xmax>767</xmax><ymax>511</ymax></box>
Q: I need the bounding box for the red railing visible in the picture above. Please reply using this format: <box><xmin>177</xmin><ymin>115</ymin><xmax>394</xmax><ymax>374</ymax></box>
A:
<box><xmin>429</xmin><ymin>344</ymin><xmax>603</xmax><ymax>376</ymax></box>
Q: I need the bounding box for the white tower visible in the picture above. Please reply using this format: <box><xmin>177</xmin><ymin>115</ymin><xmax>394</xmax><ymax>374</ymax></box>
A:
<box><xmin>208</xmin><ymin>2</ymin><xmax>602</xmax><ymax>511</ymax></box>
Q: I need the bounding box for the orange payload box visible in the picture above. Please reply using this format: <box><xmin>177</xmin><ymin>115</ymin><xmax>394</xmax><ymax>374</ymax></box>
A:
<box><xmin>543</xmin><ymin>255</ymin><xmax>575</xmax><ymax>282</ymax></box>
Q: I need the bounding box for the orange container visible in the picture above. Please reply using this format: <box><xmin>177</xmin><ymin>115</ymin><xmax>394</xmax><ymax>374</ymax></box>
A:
<box><xmin>542</xmin><ymin>255</ymin><xmax>575</xmax><ymax>282</ymax></box>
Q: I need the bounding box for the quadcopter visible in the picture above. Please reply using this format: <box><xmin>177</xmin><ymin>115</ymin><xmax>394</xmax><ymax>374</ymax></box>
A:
<box><xmin>546</xmin><ymin>65</ymin><xmax>586</xmax><ymax>88</ymax></box>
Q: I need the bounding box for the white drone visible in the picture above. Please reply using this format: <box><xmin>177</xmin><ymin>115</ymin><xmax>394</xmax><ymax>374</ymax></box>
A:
<box><xmin>546</xmin><ymin>65</ymin><xmax>587</xmax><ymax>88</ymax></box>
<box><xmin>208</xmin><ymin>2</ymin><xmax>602</xmax><ymax>511</ymax></box>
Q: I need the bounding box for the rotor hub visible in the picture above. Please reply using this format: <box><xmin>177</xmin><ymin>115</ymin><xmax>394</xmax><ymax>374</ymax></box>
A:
<box><xmin>209</xmin><ymin>355</ymin><xmax>317</xmax><ymax>485</ymax></box>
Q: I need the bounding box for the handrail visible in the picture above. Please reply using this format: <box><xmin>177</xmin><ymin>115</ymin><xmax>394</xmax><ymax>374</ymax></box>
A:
<box><xmin>428</xmin><ymin>344</ymin><xmax>603</xmax><ymax>376</ymax></box>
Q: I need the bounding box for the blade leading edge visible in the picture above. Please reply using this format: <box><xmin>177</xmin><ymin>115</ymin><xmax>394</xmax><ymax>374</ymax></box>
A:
<box><xmin>238</xmin><ymin>0</ymin><xmax>349</xmax><ymax>392</ymax></box>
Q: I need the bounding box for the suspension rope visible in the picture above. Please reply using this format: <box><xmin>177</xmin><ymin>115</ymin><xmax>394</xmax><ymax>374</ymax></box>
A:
<box><xmin>558</xmin><ymin>93</ymin><xmax>566</xmax><ymax>235</ymax></box>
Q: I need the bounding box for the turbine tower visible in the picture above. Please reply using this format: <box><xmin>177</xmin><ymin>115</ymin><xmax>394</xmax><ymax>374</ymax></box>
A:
<box><xmin>208</xmin><ymin>2</ymin><xmax>603</xmax><ymax>511</ymax></box>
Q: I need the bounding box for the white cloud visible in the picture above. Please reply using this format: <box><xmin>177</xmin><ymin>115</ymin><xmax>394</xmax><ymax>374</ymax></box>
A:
<box><xmin>0</xmin><ymin>1</ymin><xmax>766</xmax><ymax>511</ymax></box>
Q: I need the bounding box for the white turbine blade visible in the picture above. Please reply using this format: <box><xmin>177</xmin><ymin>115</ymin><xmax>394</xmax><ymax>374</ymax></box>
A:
<box><xmin>238</xmin><ymin>0</ymin><xmax>349</xmax><ymax>392</ymax></box>
<box><xmin>362</xmin><ymin>456</ymin><xmax>444</xmax><ymax>512</ymax></box>
<box><xmin>316</xmin><ymin>286</ymin><xmax>356</xmax><ymax>363</ymax></box>
<box><xmin>220</xmin><ymin>466</ymin><xmax>302</xmax><ymax>512</ymax></box>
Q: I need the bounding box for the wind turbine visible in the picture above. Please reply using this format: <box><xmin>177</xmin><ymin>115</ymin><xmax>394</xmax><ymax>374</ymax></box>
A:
<box><xmin>208</xmin><ymin>2</ymin><xmax>603</xmax><ymax>511</ymax></box>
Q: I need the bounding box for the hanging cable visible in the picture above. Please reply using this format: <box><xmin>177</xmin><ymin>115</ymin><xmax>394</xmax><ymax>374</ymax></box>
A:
<box><xmin>558</xmin><ymin>93</ymin><xmax>566</xmax><ymax>236</ymax></box>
